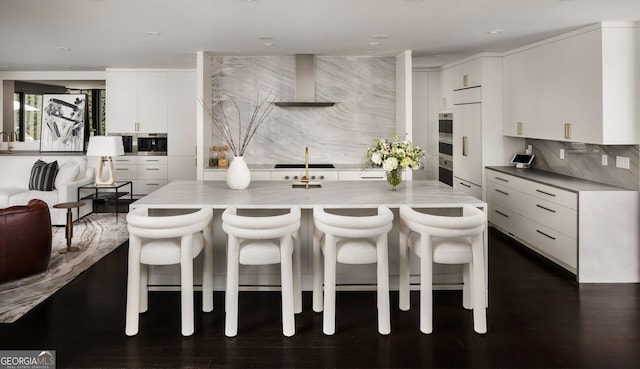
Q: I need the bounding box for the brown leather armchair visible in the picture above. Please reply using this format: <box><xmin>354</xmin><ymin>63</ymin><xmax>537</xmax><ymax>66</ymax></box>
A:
<box><xmin>0</xmin><ymin>199</ymin><xmax>52</xmax><ymax>283</ymax></box>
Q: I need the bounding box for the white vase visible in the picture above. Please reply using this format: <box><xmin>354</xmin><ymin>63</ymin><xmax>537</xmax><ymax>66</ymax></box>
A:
<box><xmin>226</xmin><ymin>156</ymin><xmax>251</xmax><ymax>190</ymax></box>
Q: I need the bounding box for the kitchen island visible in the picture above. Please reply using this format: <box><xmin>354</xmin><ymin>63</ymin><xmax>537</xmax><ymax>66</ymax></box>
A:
<box><xmin>130</xmin><ymin>180</ymin><xmax>487</xmax><ymax>291</ymax></box>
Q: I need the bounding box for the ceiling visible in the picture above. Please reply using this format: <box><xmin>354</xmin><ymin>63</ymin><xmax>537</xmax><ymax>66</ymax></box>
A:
<box><xmin>0</xmin><ymin>0</ymin><xmax>638</xmax><ymax>72</ymax></box>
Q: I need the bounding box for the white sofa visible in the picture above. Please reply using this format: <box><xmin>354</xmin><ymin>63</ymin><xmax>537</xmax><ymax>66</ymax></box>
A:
<box><xmin>0</xmin><ymin>155</ymin><xmax>94</xmax><ymax>226</ymax></box>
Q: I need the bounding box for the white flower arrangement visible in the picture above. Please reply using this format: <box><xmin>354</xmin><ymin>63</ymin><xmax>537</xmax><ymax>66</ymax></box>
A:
<box><xmin>366</xmin><ymin>134</ymin><xmax>425</xmax><ymax>172</ymax></box>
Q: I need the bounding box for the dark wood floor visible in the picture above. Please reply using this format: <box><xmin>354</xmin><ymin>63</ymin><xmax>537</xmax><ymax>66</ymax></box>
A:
<box><xmin>1</xmin><ymin>228</ymin><xmax>639</xmax><ymax>368</ymax></box>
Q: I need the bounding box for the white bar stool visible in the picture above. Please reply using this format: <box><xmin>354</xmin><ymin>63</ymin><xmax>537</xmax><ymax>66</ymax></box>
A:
<box><xmin>312</xmin><ymin>206</ymin><xmax>394</xmax><ymax>335</ymax></box>
<box><xmin>399</xmin><ymin>205</ymin><xmax>487</xmax><ymax>334</ymax></box>
<box><xmin>222</xmin><ymin>206</ymin><xmax>301</xmax><ymax>337</ymax></box>
<box><xmin>125</xmin><ymin>207</ymin><xmax>214</xmax><ymax>336</ymax></box>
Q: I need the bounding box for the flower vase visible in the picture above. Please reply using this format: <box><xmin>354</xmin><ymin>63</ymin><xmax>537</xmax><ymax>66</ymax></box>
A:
<box><xmin>386</xmin><ymin>168</ymin><xmax>402</xmax><ymax>191</ymax></box>
<box><xmin>226</xmin><ymin>156</ymin><xmax>250</xmax><ymax>190</ymax></box>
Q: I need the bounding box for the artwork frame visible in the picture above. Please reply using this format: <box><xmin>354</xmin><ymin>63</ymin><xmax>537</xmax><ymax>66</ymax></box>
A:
<box><xmin>40</xmin><ymin>94</ymin><xmax>87</xmax><ymax>152</ymax></box>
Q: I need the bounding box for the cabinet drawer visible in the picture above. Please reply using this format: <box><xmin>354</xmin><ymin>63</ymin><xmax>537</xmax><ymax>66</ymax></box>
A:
<box><xmin>487</xmin><ymin>170</ymin><xmax>577</xmax><ymax>209</ymax></box>
<box><xmin>453</xmin><ymin>177</ymin><xmax>482</xmax><ymax>200</ymax></box>
<box><xmin>138</xmin><ymin>165</ymin><xmax>167</xmax><ymax>179</ymax></box>
<box><xmin>137</xmin><ymin>180</ymin><xmax>168</xmax><ymax>195</ymax></box>
<box><xmin>114</xmin><ymin>165</ymin><xmax>138</xmax><ymax>179</ymax></box>
<box><xmin>487</xmin><ymin>181</ymin><xmax>520</xmax><ymax>210</ymax></box>
<box><xmin>113</xmin><ymin>156</ymin><xmax>138</xmax><ymax>165</ymax></box>
<box><xmin>520</xmin><ymin>222</ymin><xmax>577</xmax><ymax>270</ymax></box>
<box><xmin>521</xmin><ymin>192</ymin><xmax>577</xmax><ymax>238</ymax></box>
<box><xmin>488</xmin><ymin>204</ymin><xmax>523</xmax><ymax>239</ymax></box>
<box><xmin>518</xmin><ymin>179</ymin><xmax>577</xmax><ymax>210</ymax></box>
<box><xmin>139</xmin><ymin>156</ymin><xmax>168</xmax><ymax>165</ymax></box>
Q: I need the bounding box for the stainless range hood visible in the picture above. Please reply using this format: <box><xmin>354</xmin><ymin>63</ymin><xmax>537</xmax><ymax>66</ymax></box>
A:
<box><xmin>274</xmin><ymin>54</ymin><xmax>336</xmax><ymax>107</ymax></box>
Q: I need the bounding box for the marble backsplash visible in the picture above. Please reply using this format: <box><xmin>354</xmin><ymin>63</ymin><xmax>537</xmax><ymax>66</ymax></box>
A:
<box><xmin>527</xmin><ymin>139</ymin><xmax>640</xmax><ymax>190</ymax></box>
<box><xmin>205</xmin><ymin>55</ymin><xmax>396</xmax><ymax>165</ymax></box>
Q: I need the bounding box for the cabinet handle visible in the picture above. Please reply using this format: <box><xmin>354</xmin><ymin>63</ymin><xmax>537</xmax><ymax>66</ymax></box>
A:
<box><xmin>535</xmin><ymin>189</ymin><xmax>556</xmax><ymax>197</ymax></box>
<box><xmin>536</xmin><ymin>204</ymin><xmax>557</xmax><ymax>213</ymax></box>
<box><xmin>495</xmin><ymin>176</ymin><xmax>509</xmax><ymax>183</ymax></box>
<box><xmin>146</xmin><ymin>183</ymin><xmax>159</xmax><ymax>186</ymax></box>
<box><xmin>146</xmin><ymin>159</ymin><xmax>160</xmax><ymax>162</ymax></box>
<box><xmin>116</xmin><ymin>168</ymin><xmax>129</xmax><ymax>171</ymax></box>
<box><xmin>135</xmin><ymin>122</ymin><xmax>140</xmax><ymax>132</ymax></box>
<box><xmin>564</xmin><ymin>123</ymin><xmax>571</xmax><ymax>139</ymax></box>
<box><xmin>495</xmin><ymin>210</ymin><xmax>510</xmax><ymax>218</ymax></box>
<box><xmin>463</xmin><ymin>74</ymin><xmax>469</xmax><ymax>87</ymax></box>
<box><xmin>536</xmin><ymin>229</ymin><xmax>556</xmax><ymax>240</ymax></box>
<box><xmin>495</xmin><ymin>189</ymin><xmax>509</xmax><ymax>196</ymax></box>
<box><xmin>462</xmin><ymin>136</ymin><xmax>469</xmax><ymax>156</ymax></box>
<box><xmin>145</xmin><ymin>168</ymin><xmax>160</xmax><ymax>171</ymax></box>
<box><xmin>459</xmin><ymin>181</ymin><xmax>471</xmax><ymax>188</ymax></box>
<box><xmin>517</xmin><ymin>122</ymin><xmax>523</xmax><ymax>135</ymax></box>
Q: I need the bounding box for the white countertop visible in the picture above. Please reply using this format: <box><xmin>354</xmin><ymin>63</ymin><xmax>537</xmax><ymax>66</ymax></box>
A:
<box><xmin>131</xmin><ymin>180</ymin><xmax>485</xmax><ymax>209</ymax></box>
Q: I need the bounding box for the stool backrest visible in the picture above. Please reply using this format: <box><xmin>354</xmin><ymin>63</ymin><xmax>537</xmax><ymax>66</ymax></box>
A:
<box><xmin>400</xmin><ymin>205</ymin><xmax>486</xmax><ymax>238</ymax></box>
<box><xmin>313</xmin><ymin>206</ymin><xmax>394</xmax><ymax>238</ymax></box>
<box><xmin>222</xmin><ymin>206</ymin><xmax>301</xmax><ymax>239</ymax></box>
<box><xmin>127</xmin><ymin>207</ymin><xmax>213</xmax><ymax>239</ymax></box>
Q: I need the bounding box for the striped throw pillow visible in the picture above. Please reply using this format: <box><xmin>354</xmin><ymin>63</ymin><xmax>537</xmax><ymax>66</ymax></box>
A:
<box><xmin>29</xmin><ymin>160</ymin><xmax>59</xmax><ymax>191</ymax></box>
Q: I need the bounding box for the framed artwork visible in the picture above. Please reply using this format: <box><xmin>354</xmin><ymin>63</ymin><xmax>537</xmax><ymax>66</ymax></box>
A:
<box><xmin>40</xmin><ymin>94</ymin><xmax>87</xmax><ymax>152</ymax></box>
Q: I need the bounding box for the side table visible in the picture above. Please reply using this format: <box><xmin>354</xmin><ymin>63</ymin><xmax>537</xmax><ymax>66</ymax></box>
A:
<box><xmin>53</xmin><ymin>201</ymin><xmax>85</xmax><ymax>254</ymax></box>
<box><xmin>78</xmin><ymin>181</ymin><xmax>133</xmax><ymax>222</ymax></box>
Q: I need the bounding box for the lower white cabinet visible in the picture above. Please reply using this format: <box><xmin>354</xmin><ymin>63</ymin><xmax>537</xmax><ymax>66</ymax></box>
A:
<box><xmin>113</xmin><ymin>156</ymin><xmax>168</xmax><ymax>196</ymax></box>
<box><xmin>486</xmin><ymin>168</ymin><xmax>577</xmax><ymax>271</ymax></box>
<box><xmin>487</xmin><ymin>167</ymin><xmax>640</xmax><ymax>283</ymax></box>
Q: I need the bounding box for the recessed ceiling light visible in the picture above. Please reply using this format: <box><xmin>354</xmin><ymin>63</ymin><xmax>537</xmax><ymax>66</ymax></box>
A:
<box><xmin>368</xmin><ymin>41</ymin><xmax>381</xmax><ymax>46</ymax></box>
<box><xmin>57</xmin><ymin>46</ymin><xmax>70</xmax><ymax>51</ymax></box>
<box><xmin>145</xmin><ymin>31</ymin><xmax>161</xmax><ymax>36</ymax></box>
<box><xmin>262</xmin><ymin>42</ymin><xmax>273</xmax><ymax>47</ymax></box>
<box><xmin>372</xmin><ymin>35</ymin><xmax>388</xmax><ymax>39</ymax></box>
<box><xmin>487</xmin><ymin>29</ymin><xmax>503</xmax><ymax>35</ymax></box>
<box><xmin>258</xmin><ymin>35</ymin><xmax>274</xmax><ymax>40</ymax></box>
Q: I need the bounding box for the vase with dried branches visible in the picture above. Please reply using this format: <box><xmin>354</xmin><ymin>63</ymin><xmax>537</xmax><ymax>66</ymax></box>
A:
<box><xmin>200</xmin><ymin>88</ymin><xmax>280</xmax><ymax>189</ymax></box>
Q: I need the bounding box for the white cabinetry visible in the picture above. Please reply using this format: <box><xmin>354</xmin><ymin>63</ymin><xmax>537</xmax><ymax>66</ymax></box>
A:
<box><xmin>453</xmin><ymin>87</ymin><xmax>482</xmax><ymax>199</ymax></box>
<box><xmin>502</xmin><ymin>22</ymin><xmax>639</xmax><ymax>144</ymax></box>
<box><xmin>113</xmin><ymin>156</ymin><xmax>168</xmax><ymax>196</ymax></box>
<box><xmin>167</xmin><ymin>71</ymin><xmax>197</xmax><ymax>181</ymax></box>
<box><xmin>486</xmin><ymin>169</ymin><xmax>577</xmax><ymax>271</ymax></box>
<box><xmin>106</xmin><ymin>70</ymin><xmax>168</xmax><ymax>134</ymax></box>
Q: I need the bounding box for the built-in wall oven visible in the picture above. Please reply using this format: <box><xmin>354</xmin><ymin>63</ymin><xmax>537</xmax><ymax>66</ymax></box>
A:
<box><xmin>438</xmin><ymin>113</ymin><xmax>453</xmax><ymax>186</ymax></box>
<box><xmin>137</xmin><ymin>133</ymin><xmax>167</xmax><ymax>156</ymax></box>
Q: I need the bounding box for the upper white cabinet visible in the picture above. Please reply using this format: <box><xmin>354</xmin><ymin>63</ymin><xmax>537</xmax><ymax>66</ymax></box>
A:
<box><xmin>167</xmin><ymin>71</ymin><xmax>196</xmax><ymax>157</ymax></box>
<box><xmin>106</xmin><ymin>70</ymin><xmax>168</xmax><ymax>134</ymax></box>
<box><xmin>503</xmin><ymin>22</ymin><xmax>639</xmax><ymax>144</ymax></box>
<box><xmin>439</xmin><ymin>58</ymin><xmax>482</xmax><ymax>111</ymax></box>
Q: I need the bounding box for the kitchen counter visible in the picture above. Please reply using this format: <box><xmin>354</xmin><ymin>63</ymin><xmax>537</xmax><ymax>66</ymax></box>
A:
<box><xmin>131</xmin><ymin>179</ymin><xmax>485</xmax><ymax>209</ymax></box>
<box><xmin>486</xmin><ymin>166</ymin><xmax>631</xmax><ymax>192</ymax></box>
<box><xmin>131</xmin><ymin>180</ymin><xmax>487</xmax><ymax>291</ymax></box>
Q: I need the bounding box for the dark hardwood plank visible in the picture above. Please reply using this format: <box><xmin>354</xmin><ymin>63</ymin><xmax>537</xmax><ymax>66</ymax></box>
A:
<box><xmin>1</xmin><ymin>228</ymin><xmax>639</xmax><ymax>368</ymax></box>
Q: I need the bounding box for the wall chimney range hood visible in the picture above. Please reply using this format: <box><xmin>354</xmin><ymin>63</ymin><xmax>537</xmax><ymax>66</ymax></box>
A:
<box><xmin>274</xmin><ymin>54</ymin><xmax>336</xmax><ymax>107</ymax></box>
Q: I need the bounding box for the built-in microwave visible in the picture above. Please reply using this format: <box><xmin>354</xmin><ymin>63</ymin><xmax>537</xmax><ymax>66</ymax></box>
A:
<box><xmin>137</xmin><ymin>133</ymin><xmax>167</xmax><ymax>156</ymax></box>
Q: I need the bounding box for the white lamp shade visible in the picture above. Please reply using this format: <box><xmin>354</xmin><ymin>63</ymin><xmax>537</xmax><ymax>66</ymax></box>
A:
<box><xmin>86</xmin><ymin>136</ymin><xmax>125</xmax><ymax>157</ymax></box>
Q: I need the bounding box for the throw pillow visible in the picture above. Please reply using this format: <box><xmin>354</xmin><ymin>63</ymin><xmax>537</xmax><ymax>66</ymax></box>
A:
<box><xmin>29</xmin><ymin>160</ymin><xmax>59</xmax><ymax>191</ymax></box>
<box><xmin>54</xmin><ymin>161</ymin><xmax>80</xmax><ymax>189</ymax></box>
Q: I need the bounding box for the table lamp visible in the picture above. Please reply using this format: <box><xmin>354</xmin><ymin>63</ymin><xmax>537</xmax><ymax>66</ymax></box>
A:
<box><xmin>86</xmin><ymin>136</ymin><xmax>125</xmax><ymax>185</ymax></box>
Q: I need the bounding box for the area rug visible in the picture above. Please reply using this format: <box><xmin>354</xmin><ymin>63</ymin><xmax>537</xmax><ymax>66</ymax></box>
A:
<box><xmin>0</xmin><ymin>213</ymin><xmax>129</xmax><ymax>323</ymax></box>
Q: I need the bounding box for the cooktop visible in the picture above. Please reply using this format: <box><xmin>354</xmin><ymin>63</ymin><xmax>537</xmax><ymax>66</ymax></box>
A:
<box><xmin>274</xmin><ymin>163</ymin><xmax>335</xmax><ymax>169</ymax></box>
